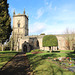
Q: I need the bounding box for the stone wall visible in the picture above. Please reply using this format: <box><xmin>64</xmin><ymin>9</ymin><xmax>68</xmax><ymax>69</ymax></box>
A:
<box><xmin>56</xmin><ymin>35</ymin><xmax>67</xmax><ymax>50</ymax></box>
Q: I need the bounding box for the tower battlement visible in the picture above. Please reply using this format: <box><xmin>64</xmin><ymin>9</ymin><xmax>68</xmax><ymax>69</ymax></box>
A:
<box><xmin>13</xmin><ymin>9</ymin><xmax>28</xmax><ymax>19</ymax></box>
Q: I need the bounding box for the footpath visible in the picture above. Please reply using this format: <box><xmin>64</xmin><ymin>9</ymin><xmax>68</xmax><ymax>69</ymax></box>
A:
<box><xmin>0</xmin><ymin>52</ymin><xmax>31</xmax><ymax>75</ymax></box>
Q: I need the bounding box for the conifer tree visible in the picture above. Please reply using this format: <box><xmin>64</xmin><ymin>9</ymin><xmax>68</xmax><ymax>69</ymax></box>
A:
<box><xmin>0</xmin><ymin>0</ymin><xmax>12</xmax><ymax>44</ymax></box>
<box><xmin>0</xmin><ymin>0</ymin><xmax>12</xmax><ymax>51</ymax></box>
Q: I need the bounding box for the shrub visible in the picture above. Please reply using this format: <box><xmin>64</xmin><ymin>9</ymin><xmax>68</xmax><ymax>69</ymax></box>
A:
<box><xmin>43</xmin><ymin>35</ymin><xmax>58</xmax><ymax>47</ymax></box>
<box><xmin>40</xmin><ymin>33</ymin><xmax>45</xmax><ymax>35</ymax></box>
<box><xmin>4</xmin><ymin>46</ymin><xmax>10</xmax><ymax>51</ymax></box>
<box><xmin>3</xmin><ymin>45</ymin><xmax>10</xmax><ymax>51</ymax></box>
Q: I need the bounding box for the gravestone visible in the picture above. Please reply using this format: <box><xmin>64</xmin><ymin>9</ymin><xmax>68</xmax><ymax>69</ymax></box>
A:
<box><xmin>68</xmin><ymin>67</ymin><xmax>75</xmax><ymax>72</ymax></box>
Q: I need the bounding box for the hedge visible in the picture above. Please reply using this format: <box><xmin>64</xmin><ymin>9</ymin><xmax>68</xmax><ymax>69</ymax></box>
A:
<box><xmin>43</xmin><ymin>35</ymin><xmax>58</xmax><ymax>47</ymax></box>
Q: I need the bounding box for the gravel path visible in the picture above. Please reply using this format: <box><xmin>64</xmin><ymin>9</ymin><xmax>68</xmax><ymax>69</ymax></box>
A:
<box><xmin>0</xmin><ymin>52</ymin><xmax>31</xmax><ymax>75</ymax></box>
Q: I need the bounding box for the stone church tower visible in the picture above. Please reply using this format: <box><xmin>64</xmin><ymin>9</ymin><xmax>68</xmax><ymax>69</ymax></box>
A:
<box><xmin>13</xmin><ymin>9</ymin><xmax>29</xmax><ymax>50</ymax></box>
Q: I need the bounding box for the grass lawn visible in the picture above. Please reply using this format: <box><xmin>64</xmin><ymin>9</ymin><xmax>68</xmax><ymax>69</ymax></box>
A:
<box><xmin>0</xmin><ymin>51</ymin><xmax>18</xmax><ymax>68</ymax></box>
<box><xmin>26</xmin><ymin>50</ymin><xmax>75</xmax><ymax>75</ymax></box>
<box><xmin>60</xmin><ymin>50</ymin><xmax>74</xmax><ymax>53</ymax></box>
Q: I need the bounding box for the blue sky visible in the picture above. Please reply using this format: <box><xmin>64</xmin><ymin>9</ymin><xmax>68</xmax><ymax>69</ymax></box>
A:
<box><xmin>7</xmin><ymin>0</ymin><xmax>75</xmax><ymax>35</ymax></box>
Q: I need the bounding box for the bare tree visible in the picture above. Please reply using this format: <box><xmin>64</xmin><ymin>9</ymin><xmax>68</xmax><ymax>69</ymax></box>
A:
<box><xmin>64</xmin><ymin>28</ymin><xmax>75</xmax><ymax>50</ymax></box>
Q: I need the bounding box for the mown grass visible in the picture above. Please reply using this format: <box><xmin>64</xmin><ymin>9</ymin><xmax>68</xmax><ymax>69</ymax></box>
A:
<box><xmin>60</xmin><ymin>50</ymin><xmax>74</xmax><ymax>53</ymax></box>
<box><xmin>26</xmin><ymin>50</ymin><xmax>75</xmax><ymax>75</ymax></box>
<box><xmin>0</xmin><ymin>51</ymin><xmax>18</xmax><ymax>68</ymax></box>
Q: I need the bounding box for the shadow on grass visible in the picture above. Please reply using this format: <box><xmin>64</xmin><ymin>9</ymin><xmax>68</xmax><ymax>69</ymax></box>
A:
<box><xmin>66</xmin><ymin>52</ymin><xmax>75</xmax><ymax>58</ymax></box>
<box><xmin>33</xmin><ymin>66</ymin><xmax>63</xmax><ymax>75</ymax></box>
<box><xmin>52</xmin><ymin>51</ymin><xmax>60</xmax><ymax>53</ymax></box>
<box><xmin>0</xmin><ymin>53</ymin><xmax>30</xmax><ymax>75</ymax></box>
<box><xmin>41</xmin><ymin>53</ymin><xmax>58</xmax><ymax>59</ymax></box>
<box><xmin>0</xmin><ymin>57</ymin><xmax>13</xmax><ymax>62</ymax></box>
<box><xmin>27</xmin><ymin>50</ymin><xmax>75</xmax><ymax>75</ymax></box>
<box><xmin>27</xmin><ymin>53</ymin><xmax>65</xmax><ymax>75</ymax></box>
<box><xmin>0</xmin><ymin>52</ymin><xmax>18</xmax><ymax>63</ymax></box>
<box><xmin>0</xmin><ymin>51</ymin><xmax>18</xmax><ymax>54</ymax></box>
<box><xmin>0</xmin><ymin>65</ymin><xmax>29</xmax><ymax>75</ymax></box>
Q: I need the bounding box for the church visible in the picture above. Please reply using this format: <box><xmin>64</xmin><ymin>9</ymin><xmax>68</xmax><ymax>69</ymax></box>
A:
<box><xmin>12</xmin><ymin>9</ymin><xmax>67</xmax><ymax>52</ymax></box>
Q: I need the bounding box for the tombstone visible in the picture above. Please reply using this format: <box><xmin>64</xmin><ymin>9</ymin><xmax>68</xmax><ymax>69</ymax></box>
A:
<box><xmin>68</xmin><ymin>67</ymin><xmax>75</xmax><ymax>72</ymax></box>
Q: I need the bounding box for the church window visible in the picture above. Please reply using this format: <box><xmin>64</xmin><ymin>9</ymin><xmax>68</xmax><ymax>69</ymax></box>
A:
<box><xmin>18</xmin><ymin>24</ymin><xmax>20</xmax><ymax>27</ymax></box>
<box><xmin>18</xmin><ymin>20</ymin><xmax>20</xmax><ymax>27</ymax></box>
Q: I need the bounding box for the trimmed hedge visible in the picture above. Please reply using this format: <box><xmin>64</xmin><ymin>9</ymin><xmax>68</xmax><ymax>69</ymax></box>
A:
<box><xmin>43</xmin><ymin>35</ymin><xmax>58</xmax><ymax>47</ymax></box>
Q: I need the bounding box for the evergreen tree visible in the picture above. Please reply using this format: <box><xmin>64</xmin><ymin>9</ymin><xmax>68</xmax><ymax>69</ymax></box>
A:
<box><xmin>43</xmin><ymin>35</ymin><xmax>58</xmax><ymax>52</ymax></box>
<box><xmin>0</xmin><ymin>0</ymin><xmax>12</xmax><ymax>44</ymax></box>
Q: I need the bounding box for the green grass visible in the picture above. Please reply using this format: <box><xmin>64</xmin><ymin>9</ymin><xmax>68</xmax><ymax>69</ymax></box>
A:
<box><xmin>60</xmin><ymin>50</ymin><xmax>74</xmax><ymax>53</ymax></box>
<box><xmin>0</xmin><ymin>51</ymin><xmax>18</xmax><ymax>68</ymax></box>
<box><xmin>26</xmin><ymin>50</ymin><xmax>75</xmax><ymax>75</ymax></box>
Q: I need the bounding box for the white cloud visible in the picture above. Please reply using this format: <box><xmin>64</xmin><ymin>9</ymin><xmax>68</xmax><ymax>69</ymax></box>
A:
<box><xmin>44</xmin><ymin>0</ymin><xmax>49</xmax><ymax>5</ymax></box>
<box><xmin>29</xmin><ymin>21</ymin><xmax>75</xmax><ymax>35</ymax></box>
<box><xmin>29</xmin><ymin>22</ymin><xmax>46</xmax><ymax>35</ymax></box>
<box><xmin>48</xmin><ymin>2</ymin><xmax>52</xmax><ymax>10</ymax></box>
<box><xmin>36</xmin><ymin>8</ymin><xmax>44</xmax><ymax>19</ymax></box>
<box><xmin>29</xmin><ymin>22</ymin><xmax>62</xmax><ymax>35</ymax></box>
<box><xmin>42</xmin><ymin>24</ymin><xmax>68</xmax><ymax>35</ymax></box>
<box><xmin>46</xmin><ymin>2</ymin><xmax>48</xmax><ymax>5</ymax></box>
<box><xmin>45</xmin><ymin>2</ymin><xmax>57</xmax><ymax>12</ymax></box>
<box><xmin>35</xmin><ymin>1</ymin><xmax>53</xmax><ymax>19</ymax></box>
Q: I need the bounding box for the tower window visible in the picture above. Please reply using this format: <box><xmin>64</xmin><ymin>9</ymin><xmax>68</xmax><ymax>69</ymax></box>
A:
<box><xmin>17</xmin><ymin>20</ymin><xmax>20</xmax><ymax>27</ymax></box>
<box><xmin>18</xmin><ymin>24</ymin><xmax>20</xmax><ymax>27</ymax></box>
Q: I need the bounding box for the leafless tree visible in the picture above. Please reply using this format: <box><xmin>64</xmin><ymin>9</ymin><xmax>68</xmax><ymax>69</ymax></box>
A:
<box><xmin>64</xmin><ymin>28</ymin><xmax>75</xmax><ymax>50</ymax></box>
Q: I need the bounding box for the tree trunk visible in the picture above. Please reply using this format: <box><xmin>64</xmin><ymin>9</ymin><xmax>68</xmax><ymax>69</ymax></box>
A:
<box><xmin>49</xmin><ymin>46</ymin><xmax>52</xmax><ymax>53</ymax></box>
<box><xmin>2</xmin><ymin>44</ymin><xmax>3</xmax><ymax>51</ymax></box>
<box><xmin>73</xmin><ymin>47</ymin><xmax>75</xmax><ymax>53</ymax></box>
<box><xmin>10</xmin><ymin>40</ymin><xmax>12</xmax><ymax>51</ymax></box>
<box><xmin>16</xmin><ymin>42</ymin><xmax>19</xmax><ymax>52</ymax></box>
<box><xmin>52</xmin><ymin>46</ymin><xmax>53</xmax><ymax>51</ymax></box>
<box><xmin>74</xmin><ymin>50</ymin><xmax>75</xmax><ymax>53</ymax></box>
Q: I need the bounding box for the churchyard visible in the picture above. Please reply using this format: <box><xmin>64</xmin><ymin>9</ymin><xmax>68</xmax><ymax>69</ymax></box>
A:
<box><xmin>0</xmin><ymin>50</ymin><xmax>75</xmax><ymax>75</ymax></box>
<box><xmin>26</xmin><ymin>50</ymin><xmax>75</xmax><ymax>75</ymax></box>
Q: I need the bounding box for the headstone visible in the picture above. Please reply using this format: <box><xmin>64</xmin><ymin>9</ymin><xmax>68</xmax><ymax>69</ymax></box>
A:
<box><xmin>68</xmin><ymin>67</ymin><xmax>75</xmax><ymax>72</ymax></box>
